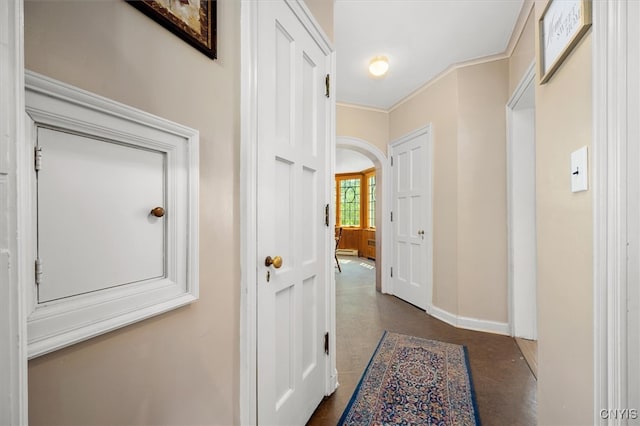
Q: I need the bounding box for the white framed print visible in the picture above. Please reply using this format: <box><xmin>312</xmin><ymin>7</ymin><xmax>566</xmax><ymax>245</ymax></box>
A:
<box><xmin>538</xmin><ymin>0</ymin><xmax>592</xmax><ymax>84</ymax></box>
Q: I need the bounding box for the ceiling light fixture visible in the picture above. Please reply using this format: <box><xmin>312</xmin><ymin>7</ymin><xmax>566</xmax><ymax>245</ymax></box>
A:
<box><xmin>368</xmin><ymin>56</ymin><xmax>389</xmax><ymax>77</ymax></box>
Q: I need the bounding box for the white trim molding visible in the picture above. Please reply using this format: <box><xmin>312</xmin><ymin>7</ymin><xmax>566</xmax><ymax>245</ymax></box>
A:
<box><xmin>336</xmin><ymin>137</ymin><xmax>390</xmax><ymax>294</ymax></box>
<box><xmin>593</xmin><ymin>1</ymin><xmax>630</xmax><ymax>424</ymax></box>
<box><xmin>0</xmin><ymin>0</ymin><xmax>28</xmax><ymax>422</ymax></box>
<box><xmin>427</xmin><ymin>305</ymin><xmax>510</xmax><ymax>336</ymax></box>
<box><xmin>506</xmin><ymin>61</ymin><xmax>537</xmax><ymax>340</ymax></box>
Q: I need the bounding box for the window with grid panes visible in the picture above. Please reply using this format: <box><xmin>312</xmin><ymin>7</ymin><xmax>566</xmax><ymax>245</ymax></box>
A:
<box><xmin>339</xmin><ymin>178</ymin><xmax>361</xmax><ymax>226</ymax></box>
<box><xmin>368</xmin><ymin>174</ymin><xmax>376</xmax><ymax>228</ymax></box>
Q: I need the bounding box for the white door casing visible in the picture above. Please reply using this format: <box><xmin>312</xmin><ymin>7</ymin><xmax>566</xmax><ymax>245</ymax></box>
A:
<box><xmin>246</xmin><ymin>0</ymin><xmax>335</xmax><ymax>424</ymax></box>
<box><xmin>335</xmin><ymin>137</ymin><xmax>390</xmax><ymax>294</ymax></box>
<box><xmin>628</xmin><ymin>0</ymin><xmax>640</xmax><ymax>416</ymax></box>
<box><xmin>0</xmin><ymin>0</ymin><xmax>28</xmax><ymax>423</ymax></box>
<box><xmin>593</xmin><ymin>1</ymin><xmax>640</xmax><ymax>423</ymax></box>
<box><xmin>389</xmin><ymin>126</ymin><xmax>433</xmax><ymax>310</ymax></box>
<box><xmin>506</xmin><ymin>62</ymin><xmax>537</xmax><ymax>340</ymax></box>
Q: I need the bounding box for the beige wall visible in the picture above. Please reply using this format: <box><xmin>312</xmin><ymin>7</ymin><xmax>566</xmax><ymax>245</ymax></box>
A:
<box><xmin>389</xmin><ymin>71</ymin><xmax>460</xmax><ymax>315</ymax></box>
<box><xmin>389</xmin><ymin>61</ymin><xmax>509</xmax><ymax>324</ymax></box>
<box><xmin>534</xmin><ymin>1</ymin><xmax>593</xmax><ymax>423</ymax></box>
<box><xmin>25</xmin><ymin>0</ymin><xmax>335</xmax><ymax>423</ymax></box>
<box><xmin>25</xmin><ymin>0</ymin><xmax>241</xmax><ymax>424</ymax></box>
<box><xmin>336</xmin><ymin>103</ymin><xmax>389</xmax><ymax>154</ymax></box>
<box><xmin>304</xmin><ymin>0</ymin><xmax>334</xmax><ymax>42</ymax></box>
<box><xmin>509</xmin><ymin>6</ymin><xmax>535</xmax><ymax>95</ymax></box>
<box><xmin>456</xmin><ymin>59</ymin><xmax>509</xmax><ymax>322</ymax></box>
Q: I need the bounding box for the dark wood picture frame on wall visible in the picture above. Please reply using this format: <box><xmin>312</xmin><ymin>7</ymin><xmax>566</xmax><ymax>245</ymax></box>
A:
<box><xmin>127</xmin><ymin>0</ymin><xmax>216</xmax><ymax>59</ymax></box>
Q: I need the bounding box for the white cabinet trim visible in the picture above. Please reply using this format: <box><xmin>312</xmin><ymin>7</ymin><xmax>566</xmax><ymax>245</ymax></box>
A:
<box><xmin>24</xmin><ymin>71</ymin><xmax>199</xmax><ymax>358</ymax></box>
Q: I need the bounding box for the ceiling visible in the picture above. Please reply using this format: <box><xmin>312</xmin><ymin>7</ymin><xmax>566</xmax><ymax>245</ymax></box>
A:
<box><xmin>336</xmin><ymin>148</ymin><xmax>375</xmax><ymax>174</ymax></box>
<box><xmin>335</xmin><ymin>0</ymin><xmax>525</xmax><ymax>110</ymax></box>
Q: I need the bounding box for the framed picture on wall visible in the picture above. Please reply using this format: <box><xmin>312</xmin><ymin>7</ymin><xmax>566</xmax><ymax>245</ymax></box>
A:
<box><xmin>127</xmin><ymin>0</ymin><xmax>216</xmax><ymax>59</ymax></box>
<box><xmin>538</xmin><ymin>0</ymin><xmax>591</xmax><ymax>84</ymax></box>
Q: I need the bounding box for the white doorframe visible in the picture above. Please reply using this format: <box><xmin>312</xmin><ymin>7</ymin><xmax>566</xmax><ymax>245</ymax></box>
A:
<box><xmin>593</xmin><ymin>1</ymin><xmax>632</xmax><ymax>423</ymax></box>
<box><xmin>506</xmin><ymin>61</ymin><xmax>537</xmax><ymax>339</ymax></box>
<box><xmin>240</xmin><ymin>1</ymin><xmax>336</xmax><ymax>424</ymax></box>
<box><xmin>0</xmin><ymin>0</ymin><xmax>28</xmax><ymax>423</ymax></box>
<box><xmin>388</xmin><ymin>125</ymin><xmax>433</xmax><ymax>308</ymax></box>
<box><xmin>336</xmin><ymin>137</ymin><xmax>390</xmax><ymax>294</ymax></box>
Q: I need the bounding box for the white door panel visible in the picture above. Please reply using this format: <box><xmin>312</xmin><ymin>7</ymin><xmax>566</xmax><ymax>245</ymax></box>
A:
<box><xmin>391</xmin><ymin>128</ymin><xmax>432</xmax><ymax>310</ymax></box>
<box><xmin>256</xmin><ymin>1</ymin><xmax>329</xmax><ymax>424</ymax></box>
<box><xmin>37</xmin><ymin>127</ymin><xmax>165</xmax><ymax>302</ymax></box>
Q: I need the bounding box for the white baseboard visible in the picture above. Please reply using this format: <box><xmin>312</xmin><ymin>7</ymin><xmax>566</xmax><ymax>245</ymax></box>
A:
<box><xmin>427</xmin><ymin>304</ymin><xmax>510</xmax><ymax>336</ymax></box>
<box><xmin>327</xmin><ymin>368</ymin><xmax>339</xmax><ymax>396</ymax></box>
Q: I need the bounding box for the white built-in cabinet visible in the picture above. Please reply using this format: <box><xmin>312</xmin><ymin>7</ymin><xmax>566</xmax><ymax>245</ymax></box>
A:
<box><xmin>24</xmin><ymin>71</ymin><xmax>199</xmax><ymax>358</ymax></box>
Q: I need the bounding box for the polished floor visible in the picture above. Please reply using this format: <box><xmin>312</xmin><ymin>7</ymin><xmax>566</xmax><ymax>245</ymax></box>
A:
<box><xmin>516</xmin><ymin>337</ymin><xmax>538</xmax><ymax>379</ymax></box>
<box><xmin>307</xmin><ymin>256</ymin><xmax>536</xmax><ymax>425</ymax></box>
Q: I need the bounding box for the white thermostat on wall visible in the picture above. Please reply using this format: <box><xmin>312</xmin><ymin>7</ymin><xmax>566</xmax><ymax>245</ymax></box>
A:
<box><xmin>571</xmin><ymin>146</ymin><xmax>588</xmax><ymax>193</ymax></box>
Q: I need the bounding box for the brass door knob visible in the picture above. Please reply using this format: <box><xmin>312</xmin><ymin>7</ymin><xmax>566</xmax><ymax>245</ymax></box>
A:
<box><xmin>150</xmin><ymin>207</ymin><xmax>165</xmax><ymax>218</ymax></box>
<box><xmin>265</xmin><ymin>256</ymin><xmax>283</xmax><ymax>269</ymax></box>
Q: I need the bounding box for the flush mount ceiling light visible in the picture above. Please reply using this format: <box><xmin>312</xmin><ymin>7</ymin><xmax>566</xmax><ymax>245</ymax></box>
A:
<box><xmin>368</xmin><ymin>56</ymin><xmax>389</xmax><ymax>77</ymax></box>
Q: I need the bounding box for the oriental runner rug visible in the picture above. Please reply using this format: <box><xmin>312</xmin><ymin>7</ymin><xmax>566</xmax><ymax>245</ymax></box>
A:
<box><xmin>338</xmin><ymin>331</ymin><xmax>480</xmax><ymax>425</ymax></box>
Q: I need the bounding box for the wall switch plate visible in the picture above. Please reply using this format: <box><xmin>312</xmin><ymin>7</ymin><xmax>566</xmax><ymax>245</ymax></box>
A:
<box><xmin>571</xmin><ymin>146</ymin><xmax>588</xmax><ymax>192</ymax></box>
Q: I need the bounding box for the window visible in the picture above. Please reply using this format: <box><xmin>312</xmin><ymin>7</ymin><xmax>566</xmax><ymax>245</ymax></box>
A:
<box><xmin>339</xmin><ymin>177</ymin><xmax>361</xmax><ymax>226</ymax></box>
<box><xmin>367</xmin><ymin>172</ymin><xmax>376</xmax><ymax>228</ymax></box>
<box><xmin>335</xmin><ymin>168</ymin><xmax>376</xmax><ymax>229</ymax></box>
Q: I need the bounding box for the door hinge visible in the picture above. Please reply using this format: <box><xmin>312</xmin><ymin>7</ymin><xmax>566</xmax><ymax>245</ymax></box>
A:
<box><xmin>325</xmin><ymin>204</ymin><xmax>330</xmax><ymax>227</ymax></box>
<box><xmin>35</xmin><ymin>258</ymin><xmax>43</xmax><ymax>285</ymax></box>
<box><xmin>391</xmin><ymin>156</ymin><xmax>393</xmax><ymax>166</ymax></box>
<box><xmin>390</xmin><ymin>211</ymin><xmax>393</xmax><ymax>222</ymax></box>
<box><xmin>390</xmin><ymin>267</ymin><xmax>393</xmax><ymax>278</ymax></box>
<box><xmin>325</xmin><ymin>74</ymin><xmax>330</xmax><ymax>98</ymax></box>
<box><xmin>34</xmin><ymin>146</ymin><xmax>43</xmax><ymax>171</ymax></box>
<box><xmin>324</xmin><ymin>332</ymin><xmax>329</xmax><ymax>355</ymax></box>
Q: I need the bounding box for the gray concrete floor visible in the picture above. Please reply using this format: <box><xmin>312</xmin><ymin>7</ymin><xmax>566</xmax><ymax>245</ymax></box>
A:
<box><xmin>307</xmin><ymin>256</ymin><xmax>536</xmax><ymax>425</ymax></box>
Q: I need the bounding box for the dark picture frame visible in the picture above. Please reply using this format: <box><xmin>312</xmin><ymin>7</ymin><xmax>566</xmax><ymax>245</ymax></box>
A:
<box><xmin>127</xmin><ymin>0</ymin><xmax>216</xmax><ymax>59</ymax></box>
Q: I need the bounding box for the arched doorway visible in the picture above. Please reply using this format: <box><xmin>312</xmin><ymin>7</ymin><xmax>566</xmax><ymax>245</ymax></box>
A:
<box><xmin>335</xmin><ymin>137</ymin><xmax>390</xmax><ymax>293</ymax></box>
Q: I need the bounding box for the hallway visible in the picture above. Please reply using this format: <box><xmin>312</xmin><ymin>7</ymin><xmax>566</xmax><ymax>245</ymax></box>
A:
<box><xmin>308</xmin><ymin>257</ymin><xmax>536</xmax><ymax>425</ymax></box>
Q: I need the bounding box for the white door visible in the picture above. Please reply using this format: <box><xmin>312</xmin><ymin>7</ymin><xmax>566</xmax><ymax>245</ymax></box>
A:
<box><xmin>256</xmin><ymin>1</ymin><xmax>330</xmax><ymax>424</ymax></box>
<box><xmin>390</xmin><ymin>127</ymin><xmax>432</xmax><ymax>310</ymax></box>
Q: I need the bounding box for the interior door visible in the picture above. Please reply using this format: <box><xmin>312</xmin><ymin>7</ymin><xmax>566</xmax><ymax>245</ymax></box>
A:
<box><xmin>256</xmin><ymin>1</ymin><xmax>330</xmax><ymax>424</ymax></box>
<box><xmin>391</xmin><ymin>128</ymin><xmax>431</xmax><ymax>310</ymax></box>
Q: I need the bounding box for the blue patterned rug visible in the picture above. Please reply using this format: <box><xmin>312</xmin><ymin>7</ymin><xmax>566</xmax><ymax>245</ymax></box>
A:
<box><xmin>338</xmin><ymin>331</ymin><xmax>480</xmax><ymax>425</ymax></box>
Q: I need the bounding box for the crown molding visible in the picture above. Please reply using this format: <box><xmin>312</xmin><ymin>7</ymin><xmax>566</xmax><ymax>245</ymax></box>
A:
<box><xmin>341</xmin><ymin>0</ymin><xmax>535</xmax><ymax>114</ymax></box>
<box><xmin>388</xmin><ymin>52</ymin><xmax>508</xmax><ymax>112</ymax></box>
<box><xmin>505</xmin><ymin>0</ymin><xmax>535</xmax><ymax>57</ymax></box>
<box><xmin>336</xmin><ymin>101</ymin><xmax>388</xmax><ymax>114</ymax></box>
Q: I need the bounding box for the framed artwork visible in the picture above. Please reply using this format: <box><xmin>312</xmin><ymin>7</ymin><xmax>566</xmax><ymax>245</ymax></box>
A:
<box><xmin>127</xmin><ymin>0</ymin><xmax>216</xmax><ymax>59</ymax></box>
<box><xmin>538</xmin><ymin>0</ymin><xmax>591</xmax><ymax>84</ymax></box>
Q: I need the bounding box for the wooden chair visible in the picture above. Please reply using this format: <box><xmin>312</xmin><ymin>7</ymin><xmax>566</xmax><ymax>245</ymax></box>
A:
<box><xmin>335</xmin><ymin>227</ymin><xmax>343</xmax><ymax>273</ymax></box>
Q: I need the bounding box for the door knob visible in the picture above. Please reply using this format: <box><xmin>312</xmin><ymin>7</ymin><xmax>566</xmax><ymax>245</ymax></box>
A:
<box><xmin>265</xmin><ymin>256</ymin><xmax>283</xmax><ymax>269</ymax></box>
<box><xmin>417</xmin><ymin>230</ymin><xmax>424</xmax><ymax>235</ymax></box>
<box><xmin>150</xmin><ymin>207</ymin><xmax>165</xmax><ymax>217</ymax></box>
